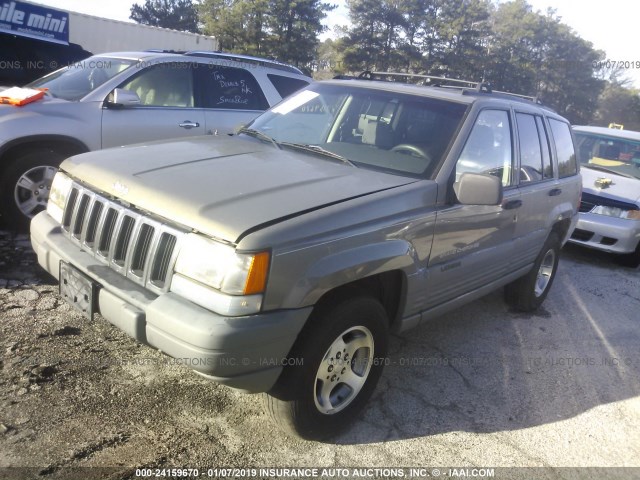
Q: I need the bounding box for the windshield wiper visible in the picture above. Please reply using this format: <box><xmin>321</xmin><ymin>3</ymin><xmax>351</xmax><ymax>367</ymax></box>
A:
<box><xmin>280</xmin><ymin>143</ymin><xmax>357</xmax><ymax>168</ymax></box>
<box><xmin>237</xmin><ymin>127</ymin><xmax>281</xmax><ymax>150</ymax></box>
<box><xmin>584</xmin><ymin>164</ymin><xmax>636</xmax><ymax>179</ymax></box>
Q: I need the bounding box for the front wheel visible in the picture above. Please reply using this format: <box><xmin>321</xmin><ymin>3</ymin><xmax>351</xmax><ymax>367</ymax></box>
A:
<box><xmin>263</xmin><ymin>295</ymin><xmax>389</xmax><ymax>440</ymax></box>
<box><xmin>505</xmin><ymin>232</ymin><xmax>561</xmax><ymax>312</ymax></box>
<box><xmin>0</xmin><ymin>149</ymin><xmax>65</xmax><ymax>231</ymax></box>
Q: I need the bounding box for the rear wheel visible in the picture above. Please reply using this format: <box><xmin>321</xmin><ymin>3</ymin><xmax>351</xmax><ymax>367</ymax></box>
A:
<box><xmin>263</xmin><ymin>295</ymin><xmax>389</xmax><ymax>440</ymax></box>
<box><xmin>505</xmin><ymin>232</ymin><xmax>561</xmax><ymax>312</ymax></box>
<box><xmin>0</xmin><ymin>149</ymin><xmax>65</xmax><ymax>231</ymax></box>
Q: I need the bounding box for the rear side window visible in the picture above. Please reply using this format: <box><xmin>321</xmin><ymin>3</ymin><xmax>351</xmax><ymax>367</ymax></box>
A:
<box><xmin>119</xmin><ymin>63</ymin><xmax>195</xmax><ymax>107</ymax></box>
<box><xmin>516</xmin><ymin>113</ymin><xmax>543</xmax><ymax>183</ymax></box>
<box><xmin>267</xmin><ymin>74</ymin><xmax>310</xmax><ymax>99</ymax></box>
<box><xmin>516</xmin><ymin>113</ymin><xmax>554</xmax><ymax>183</ymax></box>
<box><xmin>536</xmin><ymin>117</ymin><xmax>553</xmax><ymax>179</ymax></box>
<box><xmin>197</xmin><ymin>66</ymin><xmax>269</xmax><ymax>111</ymax></box>
<box><xmin>548</xmin><ymin>119</ymin><xmax>577</xmax><ymax>178</ymax></box>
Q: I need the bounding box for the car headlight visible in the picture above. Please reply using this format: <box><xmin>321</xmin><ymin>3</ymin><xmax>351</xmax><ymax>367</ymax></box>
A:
<box><xmin>171</xmin><ymin>233</ymin><xmax>270</xmax><ymax>316</ymax></box>
<box><xmin>591</xmin><ymin>205</ymin><xmax>640</xmax><ymax>220</ymax></box>
<box><xmin>46</xmin><ymin>171</ymin><xmax>73</xmax><ymax>224</ymax></box>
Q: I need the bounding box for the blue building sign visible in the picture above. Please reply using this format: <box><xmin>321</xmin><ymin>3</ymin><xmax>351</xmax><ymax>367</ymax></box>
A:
<box><xmin>0</xmin><ymin>1</ymin><xmax>69</xmax><ymax>44</ymax></box>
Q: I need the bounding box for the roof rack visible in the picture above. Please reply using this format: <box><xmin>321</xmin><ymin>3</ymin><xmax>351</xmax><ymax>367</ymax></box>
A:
<box><xmin>337</xmin><ymin>70</ymin><xmax>543</xmax><ymax>105</ymax></box>
<box><xmin>184</xmin><ymin>51</ymin><xmax>305</xmax><ymax>75</ymax></box>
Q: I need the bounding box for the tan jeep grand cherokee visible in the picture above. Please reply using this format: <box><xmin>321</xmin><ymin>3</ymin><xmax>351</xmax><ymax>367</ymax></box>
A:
<box><xmin>31</xmin><ymin>74</ymin><xmax>581</xmax><ymax>439</ymax></box>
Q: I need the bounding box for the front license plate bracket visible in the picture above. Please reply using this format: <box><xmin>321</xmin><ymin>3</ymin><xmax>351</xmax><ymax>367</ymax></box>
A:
<box><xmin>59</xmin><ymin>261</ymin><xmax>97</xmax><ymax>320</ymax></box>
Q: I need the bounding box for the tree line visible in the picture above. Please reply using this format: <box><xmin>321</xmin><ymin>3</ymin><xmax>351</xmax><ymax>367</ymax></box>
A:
<box><xmin>130</xmin><ymin>0</ymin><xmax>640</xmax><ymax>127</ymax></box>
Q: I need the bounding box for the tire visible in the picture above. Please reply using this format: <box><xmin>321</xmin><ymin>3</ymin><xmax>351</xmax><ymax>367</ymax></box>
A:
<box><xmin>263</xmin><ymin>295</ymin><xmax>389</xmax><ymax>440</ymax></box>
<box><xmin>615</xmin><ymin>241</ymin><xmax>640</xmax><ymax>269</ymax></box>
<box><xmin>505</xmin><ymin>232</ymin><xmax>561</xmax><ymax>312</ymax></box>
<box><xmin>0</xmin><ymin>149</ymin><xmax>65</xmax><ymax>231</ymax></box>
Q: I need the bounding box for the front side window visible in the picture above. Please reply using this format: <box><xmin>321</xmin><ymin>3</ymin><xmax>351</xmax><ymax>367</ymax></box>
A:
<box><xmin>548</xmin><ymin>119</ymin><xmax>577</xmax><ymax>178</ymax></box>
<box><xmin>246</xmin><ymin>84</ymin><xmax>468</xmax><ymax>178</ymax></box>
<box><xmin>456</xmin><ymin>110</ymin><xmax>513</xmax><ymax>186</ymax></box>
<box><xmin>119</xmin><ymin>63</ymin><xmax>194</xmax><ymax>107</ymax></box>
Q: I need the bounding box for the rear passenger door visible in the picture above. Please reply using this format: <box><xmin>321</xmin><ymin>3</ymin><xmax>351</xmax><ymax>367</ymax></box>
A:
<box><xmin>511</xmin><ymin>112</ymin><xmax>557</xmax><ymax>270</ymax></box>
<box><xmin>426</xmin><ymin>109</ymin><xmax>520</xmax><ymax>308</ymax></box>
<box><xmin>196</xmin><ymin>65</ymin><xmax>270</xmax><ymax>135</ymax></box>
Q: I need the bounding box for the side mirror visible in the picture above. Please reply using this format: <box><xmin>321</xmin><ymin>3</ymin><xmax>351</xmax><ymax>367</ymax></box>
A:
<box><xmin>454</xmin><ymin>172</ymin><xmax>503</xmax><ymax>205</ymax></box>
<box><xmin>107</xmin><ymin>88</ymin><xmax>141</xmax><ymax>108</ymax></box>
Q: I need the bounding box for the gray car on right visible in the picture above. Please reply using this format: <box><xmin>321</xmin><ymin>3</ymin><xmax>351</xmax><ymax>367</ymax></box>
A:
<box><xmin>570</xmin><ymin>126</ymin><xmax>640</xmax><ymax>267</ymax></box>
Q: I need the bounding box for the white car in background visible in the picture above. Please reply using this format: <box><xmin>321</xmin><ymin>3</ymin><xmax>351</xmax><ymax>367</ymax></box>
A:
<box><xmin>570</xmin><ymin>125</ymin><xmax>640</xmax><ymax>267</ymax></box>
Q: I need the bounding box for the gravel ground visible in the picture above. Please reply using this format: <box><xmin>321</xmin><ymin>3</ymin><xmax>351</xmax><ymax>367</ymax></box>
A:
<box><xmin>0</xmin><ymin>225</ymin><xmax>639</xmax><ymax>480</ymax></box>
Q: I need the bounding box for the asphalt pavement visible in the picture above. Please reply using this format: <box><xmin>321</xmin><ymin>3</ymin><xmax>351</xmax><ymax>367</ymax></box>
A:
<box><xmin>0</xmin><ymin>226</ymin><xmax>638</xmax><ymax>480</ymax></box>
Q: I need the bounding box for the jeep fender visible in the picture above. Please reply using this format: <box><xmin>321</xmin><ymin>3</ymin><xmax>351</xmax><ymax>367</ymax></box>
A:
<box><xmin>282</xmin><ymin>239</ymin><xmax>415</xmax><ymax>308</ymax></box>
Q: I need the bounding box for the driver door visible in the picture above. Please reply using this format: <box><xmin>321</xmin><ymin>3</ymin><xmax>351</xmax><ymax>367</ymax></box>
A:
<box><xmin>425</xmin><ymin>109</ymin><xmax>520</xmax><ymax>308</ymax></box>
<box><xmin>101</xmin><ymin>62</ymin><xmax>205</xmax><ymax>148</ymax></box>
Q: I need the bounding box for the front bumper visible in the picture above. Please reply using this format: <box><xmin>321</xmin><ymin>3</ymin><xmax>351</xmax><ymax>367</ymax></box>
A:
<box><xmin>31</xmin><ymin>211</ymin><xmax>311</xmax><ymax>393</ymax></box>
<box><xmin>568</xmin><ymin>212</ymin><xmax>640</xmax><ymax>255</ymax></box>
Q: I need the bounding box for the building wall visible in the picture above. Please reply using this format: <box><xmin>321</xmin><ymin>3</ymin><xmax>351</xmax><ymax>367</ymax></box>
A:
<box><xmin>66</xmin><ymin>10</ymin><xmax>218</xmax><ymax>54</ymax></box>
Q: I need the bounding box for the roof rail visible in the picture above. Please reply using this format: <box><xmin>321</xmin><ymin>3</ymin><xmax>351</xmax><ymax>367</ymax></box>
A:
<box><xmin>481</xmin><ymin>88</ymin><xmax>541</xmax><ymax>104</ymax></box>
<box><xmin>365</xmin><ymin>71</ymin><xmax>481</xmax><ymax>87</ymax></box>
<box><xmin>340</xmin><ymin>70</ymin><xmax>543</xmax><ymax>105</ymax></box>
<box><xmin>184</xmin><ymin>51</ymin><xmax>305</xmax><ymax>75</ymax></box>
<box><xmin>144</xmin><ymin>49</ymin><xmax>186</xmax><ymax>54</ymax></box>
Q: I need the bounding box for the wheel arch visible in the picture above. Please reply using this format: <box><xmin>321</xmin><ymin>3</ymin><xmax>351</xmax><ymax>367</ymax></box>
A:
<box><xmin>550</xmin><ymin>217</ymin><xmax>572</xmax><ymax>244</ymax></box>
<box><xmin>305</xmin><ymin>270</ymin><xmax>407</xmax><ymax>332</ymax></box>
<box><xmin>277</xmin><ymin>238</ymin><xmax>414</xmax><ymax>330</ymax></box>
<box><xmin>0</xmin><ymin>135</ymin><xmax>90</xmax><ymax>169</ymax></box>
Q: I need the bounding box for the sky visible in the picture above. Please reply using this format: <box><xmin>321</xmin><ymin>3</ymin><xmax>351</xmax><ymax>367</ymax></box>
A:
<box><xmin>30</xmin><ymin>0</ymin><xmax>640</xmax><ymax>87</ymax></box>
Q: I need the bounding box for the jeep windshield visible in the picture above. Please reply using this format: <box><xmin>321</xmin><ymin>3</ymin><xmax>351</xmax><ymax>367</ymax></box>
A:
<box><xmin>27</xmin><ymin>57</ymin><xmax>136</xmax><ymax>101</ymax></box>
<box><xmin>575</xmin><ymin>131</ymin><xmax>640</xmax><ymax>180</ymax></box>
<box><xmin>245</xmin><ymin>84</ymin><xmax>468</xmax><ymax>178</ymax></box>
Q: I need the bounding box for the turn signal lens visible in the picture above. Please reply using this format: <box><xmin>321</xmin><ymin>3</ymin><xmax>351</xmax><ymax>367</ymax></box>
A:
<box><xmin>244</xmin><ymin>251</ymin><xmax>270</xmax><ymax>295</ymax></box>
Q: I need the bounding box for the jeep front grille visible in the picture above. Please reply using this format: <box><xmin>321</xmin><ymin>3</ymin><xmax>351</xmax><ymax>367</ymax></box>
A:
<box><xmin>61</xmin><ymin>183</ymin><xmax>184</xmax><ymax>293</ymax></box>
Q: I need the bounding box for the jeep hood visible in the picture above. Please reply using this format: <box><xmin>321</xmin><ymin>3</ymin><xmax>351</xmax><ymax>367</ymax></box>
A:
<box><xmin>62</xmin><ymin>136</ymin><xmax>417</xmax><ymax>243</ymax></box>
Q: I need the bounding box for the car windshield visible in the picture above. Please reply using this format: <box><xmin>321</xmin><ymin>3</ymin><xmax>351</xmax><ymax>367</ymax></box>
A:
<box><xmin>27</xmin><ymin>57</ymin><xmax>136</xmax><ymax>101</ymax></box>
<box><xmin>246</xmin><ymin>83</ymin><xmax>468</xmax><ymax>178</ymax></box>
<box><xmin>575</xmin><ymin>131</ymin><xmax>640</xmax><ymax>180</ymax></box>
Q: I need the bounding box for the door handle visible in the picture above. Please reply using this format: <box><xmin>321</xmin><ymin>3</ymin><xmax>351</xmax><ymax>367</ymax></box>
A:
<box><xmin>179</xmin><ymin>121</ymin><xmax>200</xmax><ymax>129</ymax></box>
<box><xmin>502</xmin><ymin>199</ymin><xmax>523</xmax><ymax>210</ymax></box>
<box><xmin>549</xmin><ymin>188</ymin><xmax>562</xmax><ymax>196</ymax></box>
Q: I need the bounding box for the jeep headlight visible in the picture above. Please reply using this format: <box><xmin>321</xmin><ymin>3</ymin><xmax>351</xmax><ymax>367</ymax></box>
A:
<box><xmin>171</xmin><ymin>233</ymin><xmax>270</xmax><ymax>316</ymax></box>
<box><xmin>591</xmin><ymin>205</ymin><xmax>640</xmax><ymax>220</ymax></box>
<box><xmin>46</xmin><ymin>171</ymin><xmax>73</xmax><ymax>224</ymax></box>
